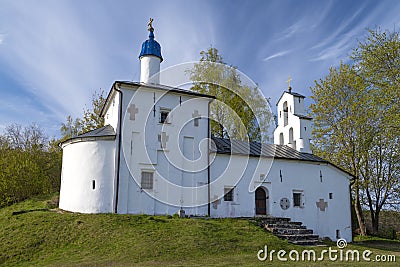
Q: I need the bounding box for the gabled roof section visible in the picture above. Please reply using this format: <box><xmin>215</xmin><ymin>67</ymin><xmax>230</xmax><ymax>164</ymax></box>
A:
<box><xmin>116</xmin><ymin>81</ymin><xmax>215</xmax><ymax>99</ymax></box>
<box><xmin>276</xmin><ymin>90</ymin><xmax>306</xmax><ymax>106</ymax></box>
<box><xmin>211</xmin><ymin>136</ymin><xmax>326</xmax><ymax>162</ymax></box>
<box><xmin>78</xmin><ymin>125</ymin><xmax>116</xmax><ymax>138</ymax></box>
<box><xmin>294</xmin><ymin>113</ymin><xmax>312</xmax><ymax>120</ymax></box>
<box><xmin>211</xmin><ymin>136</ymin><xmax>354</xmax><ymax>177</ymax></box>
<box><xmin>100</xmin><ymin>81</ymin><xmax>215</xmax><ymax>117</ymax></box>
<box><xmin>60</xmin><ymin>125</ymin><xmax>116</xmax><ymax>147</ymax></box>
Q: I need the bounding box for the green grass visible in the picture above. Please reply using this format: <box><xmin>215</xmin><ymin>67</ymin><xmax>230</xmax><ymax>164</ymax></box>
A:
<box><xmin>0</xmin><ymin>195</ymin><xmax>399</xmax><ymax>266</ymax></box>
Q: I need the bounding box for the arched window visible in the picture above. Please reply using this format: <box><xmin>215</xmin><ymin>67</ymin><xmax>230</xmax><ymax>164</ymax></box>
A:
<box><xmin>289</xmin><ymin>127</ymin><xmax>295</xmax><ymax>149</ymax></box>
<box><xmin>289</xmin><ymin>127</ymin><xmax>294</xmax><ymax>144</ymax></box>
<box><xmin>283</xmin><ymin>101</ymin><xmax>288</xmax><ymax>126</ymax></box>
<box><xmin>279</xmin><ymin>132</ymin><xmax>284</xmax><ymax>145</ymax></box>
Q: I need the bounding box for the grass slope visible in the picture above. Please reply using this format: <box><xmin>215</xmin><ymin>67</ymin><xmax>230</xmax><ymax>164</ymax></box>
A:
<box><xmin>0</xmin><ymin>195</ymin><xmax>399</xmax><ymax>266</ymax></box>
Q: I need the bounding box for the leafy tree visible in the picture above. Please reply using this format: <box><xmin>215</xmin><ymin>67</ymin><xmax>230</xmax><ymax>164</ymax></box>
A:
<box><xmin>0</xmin><ymin>124</ymin><xmax>62</xmax><ymax>207</ymax></box>
<box><xmin>310</xmin><ymin>63</ymin><xmax>370</xmax><ymax>235</ymax></box>
<box><xmin>60</xmin><ymin>90</ymin><xmax>106</xmax><ymax>141</ymax></box>
<box><xmin>189</xmin><ymin>47</ymin><xmax>272</xmax><ymax>142</ymax></box>
<box><xmin>310</xmin><ymin>28</ymin><xmax>400</xmax><ymax>235</ymax></box>
<box><xmin>351</xmin><ymin>28</ymin><xmax>400</xmax><ymax>234</ymax></box>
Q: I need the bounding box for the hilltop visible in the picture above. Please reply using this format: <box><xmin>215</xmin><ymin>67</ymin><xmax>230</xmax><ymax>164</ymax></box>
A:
<box><xmin>0</xmin><ymin>194</ymin><xmax>399</xmax><ymax>266</ymax></box>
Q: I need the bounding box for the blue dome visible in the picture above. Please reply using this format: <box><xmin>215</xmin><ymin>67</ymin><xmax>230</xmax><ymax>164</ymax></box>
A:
<box><xmin>139</xmin><ymin>30</ymin><xmax>163</xmax><ymax>62</ymax></box>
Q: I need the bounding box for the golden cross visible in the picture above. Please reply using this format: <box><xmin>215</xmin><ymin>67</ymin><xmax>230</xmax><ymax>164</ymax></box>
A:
<box><xmin>287</xmin><ymin>76</ymin><xmax>292</xmax><ymax>88</ymax></box>
<box><xmin>148</xmin><ymin>18</ymin><xmax>154</xmax><ymax>31</ymax></box>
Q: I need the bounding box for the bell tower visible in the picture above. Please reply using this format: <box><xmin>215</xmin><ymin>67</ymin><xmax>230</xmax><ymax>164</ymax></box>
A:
<box><xmin>273</xmin><ymin>77</ymin><xmax>312</xmax><ymax>153</ymax></box>
<box><xmin>139</xmin><ymin>18</ymin><xmax>163</xmax><ymax>84</ymax></box>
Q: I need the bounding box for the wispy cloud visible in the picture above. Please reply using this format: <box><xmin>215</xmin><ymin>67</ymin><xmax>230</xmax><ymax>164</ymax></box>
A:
<box><xmin>0</xmin><ymin>34</ymin><xmax>6</xmax><ymax>44</ymax></box>
<box><xmin>263</xmin><ymin>50</ymin><xmax>292</xmax><ymax>62</ymax></box>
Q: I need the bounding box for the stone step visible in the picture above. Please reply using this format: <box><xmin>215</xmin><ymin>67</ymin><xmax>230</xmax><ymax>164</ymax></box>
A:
<box><xmin>290</xmin><ymin>239</ymin><xmax>320</xmax><ymax>246</ymax></box>
<box><xmin>260</xmin><ymin>217</ymin><xmax>291</xmax><ymax>222</ymax></box>
<box><xmin>270</xmin><ymin>228</ymin><xmax>313</xmax><ymax>235</ymax></box>
<box><xmin>266</xmin><ymin>223</ymin><xmax>307</xmax><ymax>229</ymax></box>
<box><xmin>276</xmin><ymin>234</ymin><xmax>319</xmax><ymax>242</ymax></box>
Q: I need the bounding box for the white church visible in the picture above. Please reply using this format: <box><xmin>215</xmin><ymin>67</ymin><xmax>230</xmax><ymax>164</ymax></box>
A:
<box><xmin>59</xmin><ymin>21</ymin><xmax>353</xmax><ymax>242</ymax></box>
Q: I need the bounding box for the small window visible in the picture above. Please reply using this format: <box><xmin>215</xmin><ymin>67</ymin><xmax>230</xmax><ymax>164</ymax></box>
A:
<box><xmin>92</xmin><ymin>180</ymin><xmax>95</xmax><ymax>190</ymax></box>
<box><xmin>293</xmin><ymin>191</ymin><xmax>304</xmax><ymax>208</ymax></box>
<box><xmin>329</xmin><ymin>193</ymin><xmax>333</xmax><ymax>199</ymax></box>
<box><xmin>141</xmin><ymin>172</ymin><xmax>154</xmax><ymax>189</ymax></box>
<box><xmin>160</xmin><ymin>109</ymin><xmax>170</xmax><ymax>123</ymax></box>
<box><xmin>293</xmin><ymin>192</ymin><xmax>301</xmax><ymax>207</ymax></box>
<box><xmin>224</xmin><ymin>187</ymin><xmax>234</xmax><ymax>201</ymax></box>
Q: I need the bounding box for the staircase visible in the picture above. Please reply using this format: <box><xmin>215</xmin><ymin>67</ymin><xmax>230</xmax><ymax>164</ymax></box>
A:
<box><xmin>259</xmin><ymin>217</ymin><xmax>319</xmax><ymax>245</ymax></box>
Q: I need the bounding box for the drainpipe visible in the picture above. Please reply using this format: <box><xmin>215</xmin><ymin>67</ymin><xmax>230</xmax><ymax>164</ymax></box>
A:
<box><xmin>113</xmin><ymin>82</ymin><xmax>123</xmax><ymax>213</ymax></box>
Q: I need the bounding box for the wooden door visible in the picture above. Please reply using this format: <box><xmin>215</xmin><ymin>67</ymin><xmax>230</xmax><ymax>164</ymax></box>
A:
<box><xmin>255</xmin><ymin>187</ymin><xmax>267</xmax><ymax>215</ymax></box>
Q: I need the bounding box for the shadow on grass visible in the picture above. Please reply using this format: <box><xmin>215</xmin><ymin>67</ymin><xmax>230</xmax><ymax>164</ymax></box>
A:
<box><xmin>12</xmin><ymin>208</ymin><xmax>49</xmax><ymax>215</ymax></box>
<box><xmin>353</xmin><ymin>239</ymin><xmax>400</xmax><ymax>252</ymax></box>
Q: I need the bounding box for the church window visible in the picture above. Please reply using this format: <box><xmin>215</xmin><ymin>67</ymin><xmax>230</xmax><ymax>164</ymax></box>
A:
<box><xmin>329</xmin><ymin>193</ymin><xmax>333</xmax><ymax>199</ymax></box>
<box><xmin>141</xmin><ymin>171</ymin><xmax>154</xmax><ymax>189</ymax></box>
<box><xmin>336</xmin><ymin>229</ymin><xmax>341</xmax><ymax>239</ymax></box>
<box><xmin>92</xmin><ymin>180</ymin><xmax>95</xmax><ymax>190</ymax></box>
<box><xmin>160</xmin><ymin>109</ymin><xmax>170</xmax><ymax>124</ymax></box>
<box><xmin>279</xmin><ymin>133</ymin><xmax>284</xmax><ymax>145</ymax></box>
<box><xmin>299</xmin><ymin>98</ymin><xmax>301</xmax><ymax>103</ymax></box>
<box><xmin>293</xmin><ymin>190</ymin><xmax>304</xmax><ymax>207</ymax></box>
<box><xmin>224</xmin><ymin>187</ymin><xmax>234</xmax><ymax>201</ymax></box>
<box><xmin>289</xmin><ymin>127</ymin><xmax>294</xmax><ymax>145</ymax></box>
<box><xmin>283</xmin><ymin>101</ymin><xmax>288</xmax><ymax>126</ymax></box>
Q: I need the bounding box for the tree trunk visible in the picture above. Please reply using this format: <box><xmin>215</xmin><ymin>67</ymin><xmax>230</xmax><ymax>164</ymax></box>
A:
<box><xmin>371</xmin><ymin>209</ymin><xmax>380</xmax><ymax>234</ymax></box>
<box><xmin>354</xmin><ymin>188</ymin><xmax>367</xmax><ymax>236</ymax></box>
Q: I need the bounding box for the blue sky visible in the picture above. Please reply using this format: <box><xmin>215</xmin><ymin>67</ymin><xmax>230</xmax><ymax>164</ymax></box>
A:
<box><xmin>1</xmin><ymin>0</ymin><xmax>399</xmax><ymax>137</ymax></box>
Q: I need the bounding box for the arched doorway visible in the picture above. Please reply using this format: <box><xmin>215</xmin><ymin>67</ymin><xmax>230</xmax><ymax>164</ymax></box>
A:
<box><xmin>255</xmin><ymin>187</ymin><xmax>269</xmax><ymax>215</ymax></box>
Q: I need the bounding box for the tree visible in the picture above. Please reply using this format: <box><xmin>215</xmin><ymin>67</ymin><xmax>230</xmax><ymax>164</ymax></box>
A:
<box><xmin>60</xmin><ymin>90</ymin><xmax>106</xmax><ymax>141</ymax></box>
<box><xmin>310</xmin><ymin>28</ymin><xmax>400</xmax><ymax>235</ymax></box>
<box><xmin>0</xmin><ymin>123</ymin><xmax>62</xmax><ymax>207</ymax></box>
<box><xmin>351</xmin><ymin>28</ymin><xmax>400</xmax><ymax>234</ymax></box>
<box><xmin>189</xmin><ymin>47</ymin><xmax>272</xmax><ymax>142</ymax></box>
<box><xmin>310</xmin><ymin>62</ymin><xmax>371</xmax><ymax>236</ymax></box>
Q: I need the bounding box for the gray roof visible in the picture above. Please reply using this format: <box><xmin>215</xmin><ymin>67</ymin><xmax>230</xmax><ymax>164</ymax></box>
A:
<box><xmin>78</xmin><ymin>125</ymin><xmax>116</xmax><ymax>138</ymax></box>
<box><xmin>60</xmin><ymin>125</ymin><xmax>116</xmax><ymax>146</ymax></box>
<box><xmin>101</xmin><ymin>81</ymin><xmax>215</xmax><ymax>117</ymax></box>
<box><xmin>294</xmin><ymin>113</ymin><xmax>313</xmax><ymax>120</ymax></box>
<box><xmin>276</xmin><ymin>90</ymin><xmax>306</xmax><ymax>106</ymax></box>
<box><xmin>211</xmin><ymin>136</ymin><xmax>327</xmax><ymax>163</ymax></box>
<box><xmin>116</xmin><ymin>81</ymin><xmax>215</xmax><ymax>99</ymax></box>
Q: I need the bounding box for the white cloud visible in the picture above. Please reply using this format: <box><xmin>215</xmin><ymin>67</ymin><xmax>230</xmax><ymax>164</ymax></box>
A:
<box><xmin>263</xmin><ymin>50</ymin><xmax>292</xmax><ymax>62</ymax></box>
<box><xmin>0</xmin><ymin>34</ymin><xmax>5</xmax><ymax>44</ymax></box>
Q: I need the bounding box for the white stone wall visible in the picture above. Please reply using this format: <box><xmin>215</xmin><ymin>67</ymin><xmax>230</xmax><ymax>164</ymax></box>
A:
<box><xmin>59</xmin><ymin>140</ymin><xmax>116</xmax><ymax>213</ymax></box>
<box><xmin>104</xmin><ymin>91</ymin><xmax>120</xmax><ymax>131</ymax></box>
<box><xmin>274</xmin><ymin>92</ymin><xmax>312</xmax><ymax>153</ymax></box>
<box><xmin>210</xmin><ymin>154</ymin><xmax>352</xmax><ymax>242</ymax></box>
<box><xmin>140</xmin><ymin>56</ymin><xmax>161</xmax><ymax>84</ymax></box>
<box><xmin>116</xmin><ymin>84</ymin><xmax>211</xmax><ymax>216</ymax></box>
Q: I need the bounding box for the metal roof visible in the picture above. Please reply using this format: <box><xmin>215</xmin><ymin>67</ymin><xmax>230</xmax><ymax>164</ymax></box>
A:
<box><xmin>139</xmin><ymin>30</ymin><xmax>163</xmax><ymax>62</ymax></box>
<box><xmin>211</xmin><ymin>136</ymin><xmax>327</xmax><ymax>163</ymax></box>
<box><xmin>77</xmin><ymin>125</ymin><xmax>116</xmax><ymax>138</ymax></box>
<box><xmin>60</xmin><ymin>125</ymin><xmax>116</xmax><ymax>147</ymax></box>
<box><xmin>276</xmin><ymin>90</ymin><xmax>306</xmax><ymax>106</ymax></box>
<box><xmin>294</xmin><ymin>113</ymin><xmax>313</xmax><ymax>120</ymax></box>
<box><xmin>116</xmin><ymin>81</ymin><xmax>216</xmax><ymax>99</ymax></box>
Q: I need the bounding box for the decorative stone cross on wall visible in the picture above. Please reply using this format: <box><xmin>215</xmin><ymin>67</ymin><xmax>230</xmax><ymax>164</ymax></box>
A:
<box><xmin>316</xmin><ymin>198</ymin><xmax>328</xmax><ymax>211</ymax></box>
<box><xmin>158</xmin><ymin>132</ymin><xmax>169</xmax><ymax>149</ymax></box>
<box><xmin>128</xmin><ymin>104</ymin><xmax>139</xmax><ymax>121</ymax></box>
<box><xmin>192</xmin><ymin>110</ymin><xmax>201</xmax><ymax>127</ymax></box>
